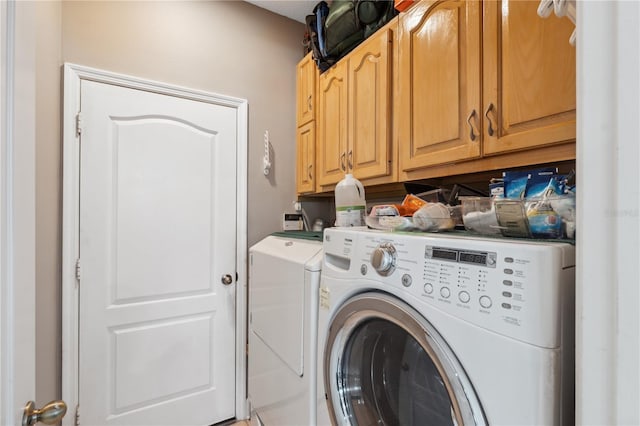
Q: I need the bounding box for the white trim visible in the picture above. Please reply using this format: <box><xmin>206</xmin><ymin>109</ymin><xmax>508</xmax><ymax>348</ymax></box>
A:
<box><xmin>235</xmin><ymin>100</ymin><xmax>250</xmax><ymax>420</ymax></box>
<box><xmin>576</xmin><ymin>1</ymin><xmax>640</xmax><ymax>424</ymax></box>
<box><xmin>0</xmin><ymin>1</ymin><xmax>15</xmax><ymax>421</ymax></box>
<box><xmin>1</xmin><ymin>1</ymin><xmax>36</xmax><ymax>423</ymax></box>
<box><xmin>61</xmin><ymin>63</ymin><xmax>81</xmax><ymax>425</ymax></box>
<box><xmin>61</xmin><ymin>63</ymin><xmax>249</xmax><ymax>424</ymax></box>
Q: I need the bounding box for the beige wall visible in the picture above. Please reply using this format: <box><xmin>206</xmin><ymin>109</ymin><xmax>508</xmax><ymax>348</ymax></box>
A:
<box><xmin>35</xmin><ymin>0</ymin><xmax>306</xmax><ymax>404</ymax></box>
<box><xmin>35</xmin><ymin>0</ymin><xmax>63</xmax><ymax>407</ymax></box>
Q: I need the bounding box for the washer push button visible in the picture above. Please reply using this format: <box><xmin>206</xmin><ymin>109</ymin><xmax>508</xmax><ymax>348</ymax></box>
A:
<box><xmin>402</xmin><ymin>274</ymin><xmax>412</xmax><ymax>287</ymax></box>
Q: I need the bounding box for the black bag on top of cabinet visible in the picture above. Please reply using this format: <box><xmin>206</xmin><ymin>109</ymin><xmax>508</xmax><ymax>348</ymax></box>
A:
<box><xmin>306</xmin><ymin>0</ymin><xmax>397</xmax><ymax>73</ymax></box>
<box><xmin>323</xmin><ymin>0</ymin><xmax>365</xmax><ymax>59</ymax></box>
<box><xmin>325</xmin><ymin>0</ymin><xmax>397</xmax><ymax>57</ymax></box>
<box><xmin>357</xmin><ymin>0</ymin><xmax>398</xmax><ymax>39</ymax></box>
<box><xmin>305</xmin><ymin>1</ymin><xmax>335</xmax><ymax>72</ymax></box>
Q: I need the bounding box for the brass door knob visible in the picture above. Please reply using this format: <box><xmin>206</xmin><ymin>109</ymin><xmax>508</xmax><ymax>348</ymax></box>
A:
<box><xmin>22</xmin><ymin>400</ymin><xmax>67</xmax><ymax>426</ymax></box>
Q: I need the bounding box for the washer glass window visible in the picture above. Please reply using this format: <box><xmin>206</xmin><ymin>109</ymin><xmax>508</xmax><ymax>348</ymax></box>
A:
<box><xmin>341</xmin><ymin>319</ymin><xmax>455</xmax><ymax>425</ymax></box>
<box><xmin>325</xmin><ymin>293</ymin><xmax>485</xmax><ymax>426</ymax></box>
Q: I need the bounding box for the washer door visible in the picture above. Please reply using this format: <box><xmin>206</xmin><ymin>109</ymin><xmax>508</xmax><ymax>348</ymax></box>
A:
<box><xmin>324</xmin><ymin>292</ymin><xmax>486</xmax><ymax>426</ymax></box>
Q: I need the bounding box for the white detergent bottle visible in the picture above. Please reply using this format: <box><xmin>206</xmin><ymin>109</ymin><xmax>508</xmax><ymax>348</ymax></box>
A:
<box><xmin>335</xmin><ymin>173</ymin><xmax>366</xmax><ymax>227</ymax></box>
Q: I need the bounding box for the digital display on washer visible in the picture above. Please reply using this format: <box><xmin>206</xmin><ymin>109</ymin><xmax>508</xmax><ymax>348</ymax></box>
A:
<box><xmin>426</xmin><ymin>246</ymin><xmax>495</xmax><ymax>267</ymax></box>
<box><xmin>459</xmin><ymin>251</ymin><xmax>487</xmax><ymax>265</ymax></box>
<box><xmin>431</xmin><ymin>248</ymin><xmax>458</xmax><ymax>261</ymax></box>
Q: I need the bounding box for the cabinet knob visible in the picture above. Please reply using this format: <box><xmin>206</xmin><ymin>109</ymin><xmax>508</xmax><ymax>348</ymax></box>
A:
<box><xmin>308</xmin><ymin>164</ymin><xmax>313</xmax><ymax>180</ymax></box>
<box><xmin>348</xmin><ymin>150</ymin><xmax>353</xmax><ymax>170</ymax></box>
<box><xmin>340</xmin><ymin>152</ymin><xmax>346</xmax><ymax>172</ymax></box>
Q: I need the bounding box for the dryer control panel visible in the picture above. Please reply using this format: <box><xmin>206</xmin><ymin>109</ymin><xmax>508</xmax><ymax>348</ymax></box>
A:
<box><xmin>322</xmin><ymin>228</ymin><xmax>575</xmax><ymax>349</ymax></box>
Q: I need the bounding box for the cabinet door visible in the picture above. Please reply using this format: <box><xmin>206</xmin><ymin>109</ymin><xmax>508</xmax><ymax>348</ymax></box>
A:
<box><xmin>317</xmin><ymin>62</ymin><xmax>348</xmax><ymax>187</ymax></box>
<box><xmin>348</xmin><ymin>27</ymin><xmax>393</xmax><ymax>181</ymax></box>
<box><xmin>296</xmin><ymin>53</ymin><xmax>316</xmax><ymax>126</ymax></box>
<box><xmin>482</xmin><ymin>0</ymin><xmax>576</xmax><ymax>155</ymax></box>
<box><xmin>296</xmin><ymin>121</ymin><xmax>316</xmax><ymax>194</ymax></box>
<box><xmin>398</xmin><ymin>0</ymin><xmax>481</xmax><ymax>174</ymax></box>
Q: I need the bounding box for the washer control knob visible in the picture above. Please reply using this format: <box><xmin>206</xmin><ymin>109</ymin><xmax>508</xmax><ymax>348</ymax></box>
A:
<box><xmin>440</xmin><ymin>287</ymin><xmax>451</xmax><ymax>299</ymax></box>
<box><xmin>370</xmin><ymin>243</ymin><xmax>397</xmax><ymax>276</ymax></box>
<box><xmin>479</xmin><ymin>295</ymin><xmax>493</xmax><ymax>309</ymax></box>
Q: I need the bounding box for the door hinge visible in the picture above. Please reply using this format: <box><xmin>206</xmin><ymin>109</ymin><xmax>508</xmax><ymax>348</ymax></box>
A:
<box><xmin>74</xmin><ymin>404</ymin><xmax>80</xmax><ymax>426</ymax></box>
<box><xmin>76</xmin><ymin>112</ymin><xmax>83</xmax><ymax>137</ymax></box>
<box><xmin>75</xmin><ymin>258</ymin><xmax>81</xmax><ymax>281</ymax></box>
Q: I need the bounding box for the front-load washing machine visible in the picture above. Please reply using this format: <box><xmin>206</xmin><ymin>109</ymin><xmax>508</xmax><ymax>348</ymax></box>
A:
<box><xmin>249</xmin><ymin>235</ymin><xmax>322</xmax><ymax>426</ymax></box>
<box><xmin>317</xmin><ymin>228</ymin><xmax>575</xmax><ymax>425</ymax></box>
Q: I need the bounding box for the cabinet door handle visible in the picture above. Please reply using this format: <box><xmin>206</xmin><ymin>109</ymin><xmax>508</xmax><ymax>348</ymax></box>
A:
<box><xmin>340</xmin><ymin>152</ymin><xmax>346</xmax><ymax>172</ymax></box>
<box><xmin>348</xmin><ymin>150</ymin><xmax>353</xmax><ymax>170</ymax></box>
<box><xmin>308</xmin><ymin>164</ymin><xmax>313</xmax><ymax>180</ymax></box>
<box><xmin>308</xmin><ymin>95</ymin><xmax>312</xmax><ymax>111</ymax></box>
<box><xmin>485</xmin><ymin>103</ymin><xmax>495</xmax><ymax>136</ymax></box>
<box><xmin>467</xmin><ymin>110</ymin><xmax>477</xmax><ymax>141</ymax></box>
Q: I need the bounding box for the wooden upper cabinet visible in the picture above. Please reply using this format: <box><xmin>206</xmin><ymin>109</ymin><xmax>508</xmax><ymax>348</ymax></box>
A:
<box><xmin>398</xmin><ymin>0</ymin><xmax>482</xmax><ymax>174</ymax></box>
<box><xmin>296</xmin><ymin>53</ymin><xmax>317</xmax><ymax>126</ymax></box>
<box><xmin>317</xmin><ymin>60</ymin><xmax>349</xmax><ymax>187</ymax></box>
<box><xmin>348</xmin><ymin>27</ymin><xmax>393</xmax><ymax>182</ymax></box>
<box><xmin>482</xmin><ymin>0</ymin><xmax>576</xmax><ymax>155</ymax></box>
<box><xmin>317</xmin><ymin>20</ymin><xmax>398</xmax><ymax>189</ymax></box>
<box><xmin>296</xmin><ymin>121</ymin><xmax>316</xmax><ymax>194</ymax></box>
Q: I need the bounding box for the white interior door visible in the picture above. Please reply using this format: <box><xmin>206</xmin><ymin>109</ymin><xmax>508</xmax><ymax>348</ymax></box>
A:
<box><xmin>77</xmin><ymin>79</ymin><xmax>237</xmax><ymax>425</ymax></box>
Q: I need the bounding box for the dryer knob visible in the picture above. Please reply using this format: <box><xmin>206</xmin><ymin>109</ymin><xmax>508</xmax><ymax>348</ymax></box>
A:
<box><xmin>371</xmin><ymin>243</ymin><xmax>397</xmax><ymax>276</ymax></box>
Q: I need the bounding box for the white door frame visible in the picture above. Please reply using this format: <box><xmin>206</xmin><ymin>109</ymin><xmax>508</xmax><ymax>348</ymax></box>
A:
<box><xmin>1</xmin><ymin>1</ymin><xmax>37</xmax><ymax>424</ymax></box>
<box><xmin>576</xmin><ymin>2</ymin><xmax>639</xmax><ymax>424</ymax></box>
<box><xmin>61</xmin><ymin>63</ymin><xmax>249</xmax><ymax>424</ymax></box>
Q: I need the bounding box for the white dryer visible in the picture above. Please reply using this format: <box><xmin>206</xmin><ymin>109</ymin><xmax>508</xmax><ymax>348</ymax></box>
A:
<box><xmin>248</xmin><ymin>235</ymin><xmax>322</xmax><ymax>426</ymax></box>
<box><xmin>317</xmin><ymin>228</ymin><xmax>575</xmax><ymax>426</ymax></box>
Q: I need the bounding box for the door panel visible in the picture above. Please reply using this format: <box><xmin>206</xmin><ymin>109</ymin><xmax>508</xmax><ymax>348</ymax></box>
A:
<box><xmin>297</xmin><ymin>53</ymin><xmax>316</xmax><ymax>126</ymax></box>
<box><xmin>113</xmin><ymin>316</ymin><xmax>213</xmax><ymax>411</ymax></box>
<box><xmin>317</xmin><ymin>62</ymin><xmax>348</xmax><ymax>187</ymax></box>
<box><xmin>114</xmin><ymin>120</ymin><xmax>215</xmax><ymax>300</ymax></box>
<box><xmin>79</xmin><ymin>80</ymin><xmax>236</xmax><ymax>425</ymax></box>
<box><xmin>349</xmin><ymin>28</ymin><xmax>392</xmax><ymax>180</ymax></box>
<box><xmin>296</xmin><ymin>121</ymin><xmax>315</xmax><ymax>194</ymax></box>
<box><xmin>482</xmin><ymin>0</ymin><xmax>576</xmax><ymax>154</ymax></box>
<box><xmin>398</xmin><ymin>0</ymin><xmax>481</xmax><ymax>171</ymax></box>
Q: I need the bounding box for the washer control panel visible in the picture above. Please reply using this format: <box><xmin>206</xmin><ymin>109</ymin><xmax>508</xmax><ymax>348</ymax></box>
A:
<box><xmin>322</xmin><ymin>228</ymin><xmax>575</xmax><ymax>348</ymax></box>
<box><xmin>422</xmin><ymin>244</ymin><xmax>497</xmax><ymax>312</ymax></box>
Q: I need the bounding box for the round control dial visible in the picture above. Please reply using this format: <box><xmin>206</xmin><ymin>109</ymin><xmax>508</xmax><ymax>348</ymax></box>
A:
<box><xmin>479</xmin><ymin>295</ymin><xmax>493</xmax><ymax>309</ymax></box>
<box><xmin>370</xmin><ymin>243</ymin><xmax>397</xmax><ymax>276</ymax></box>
